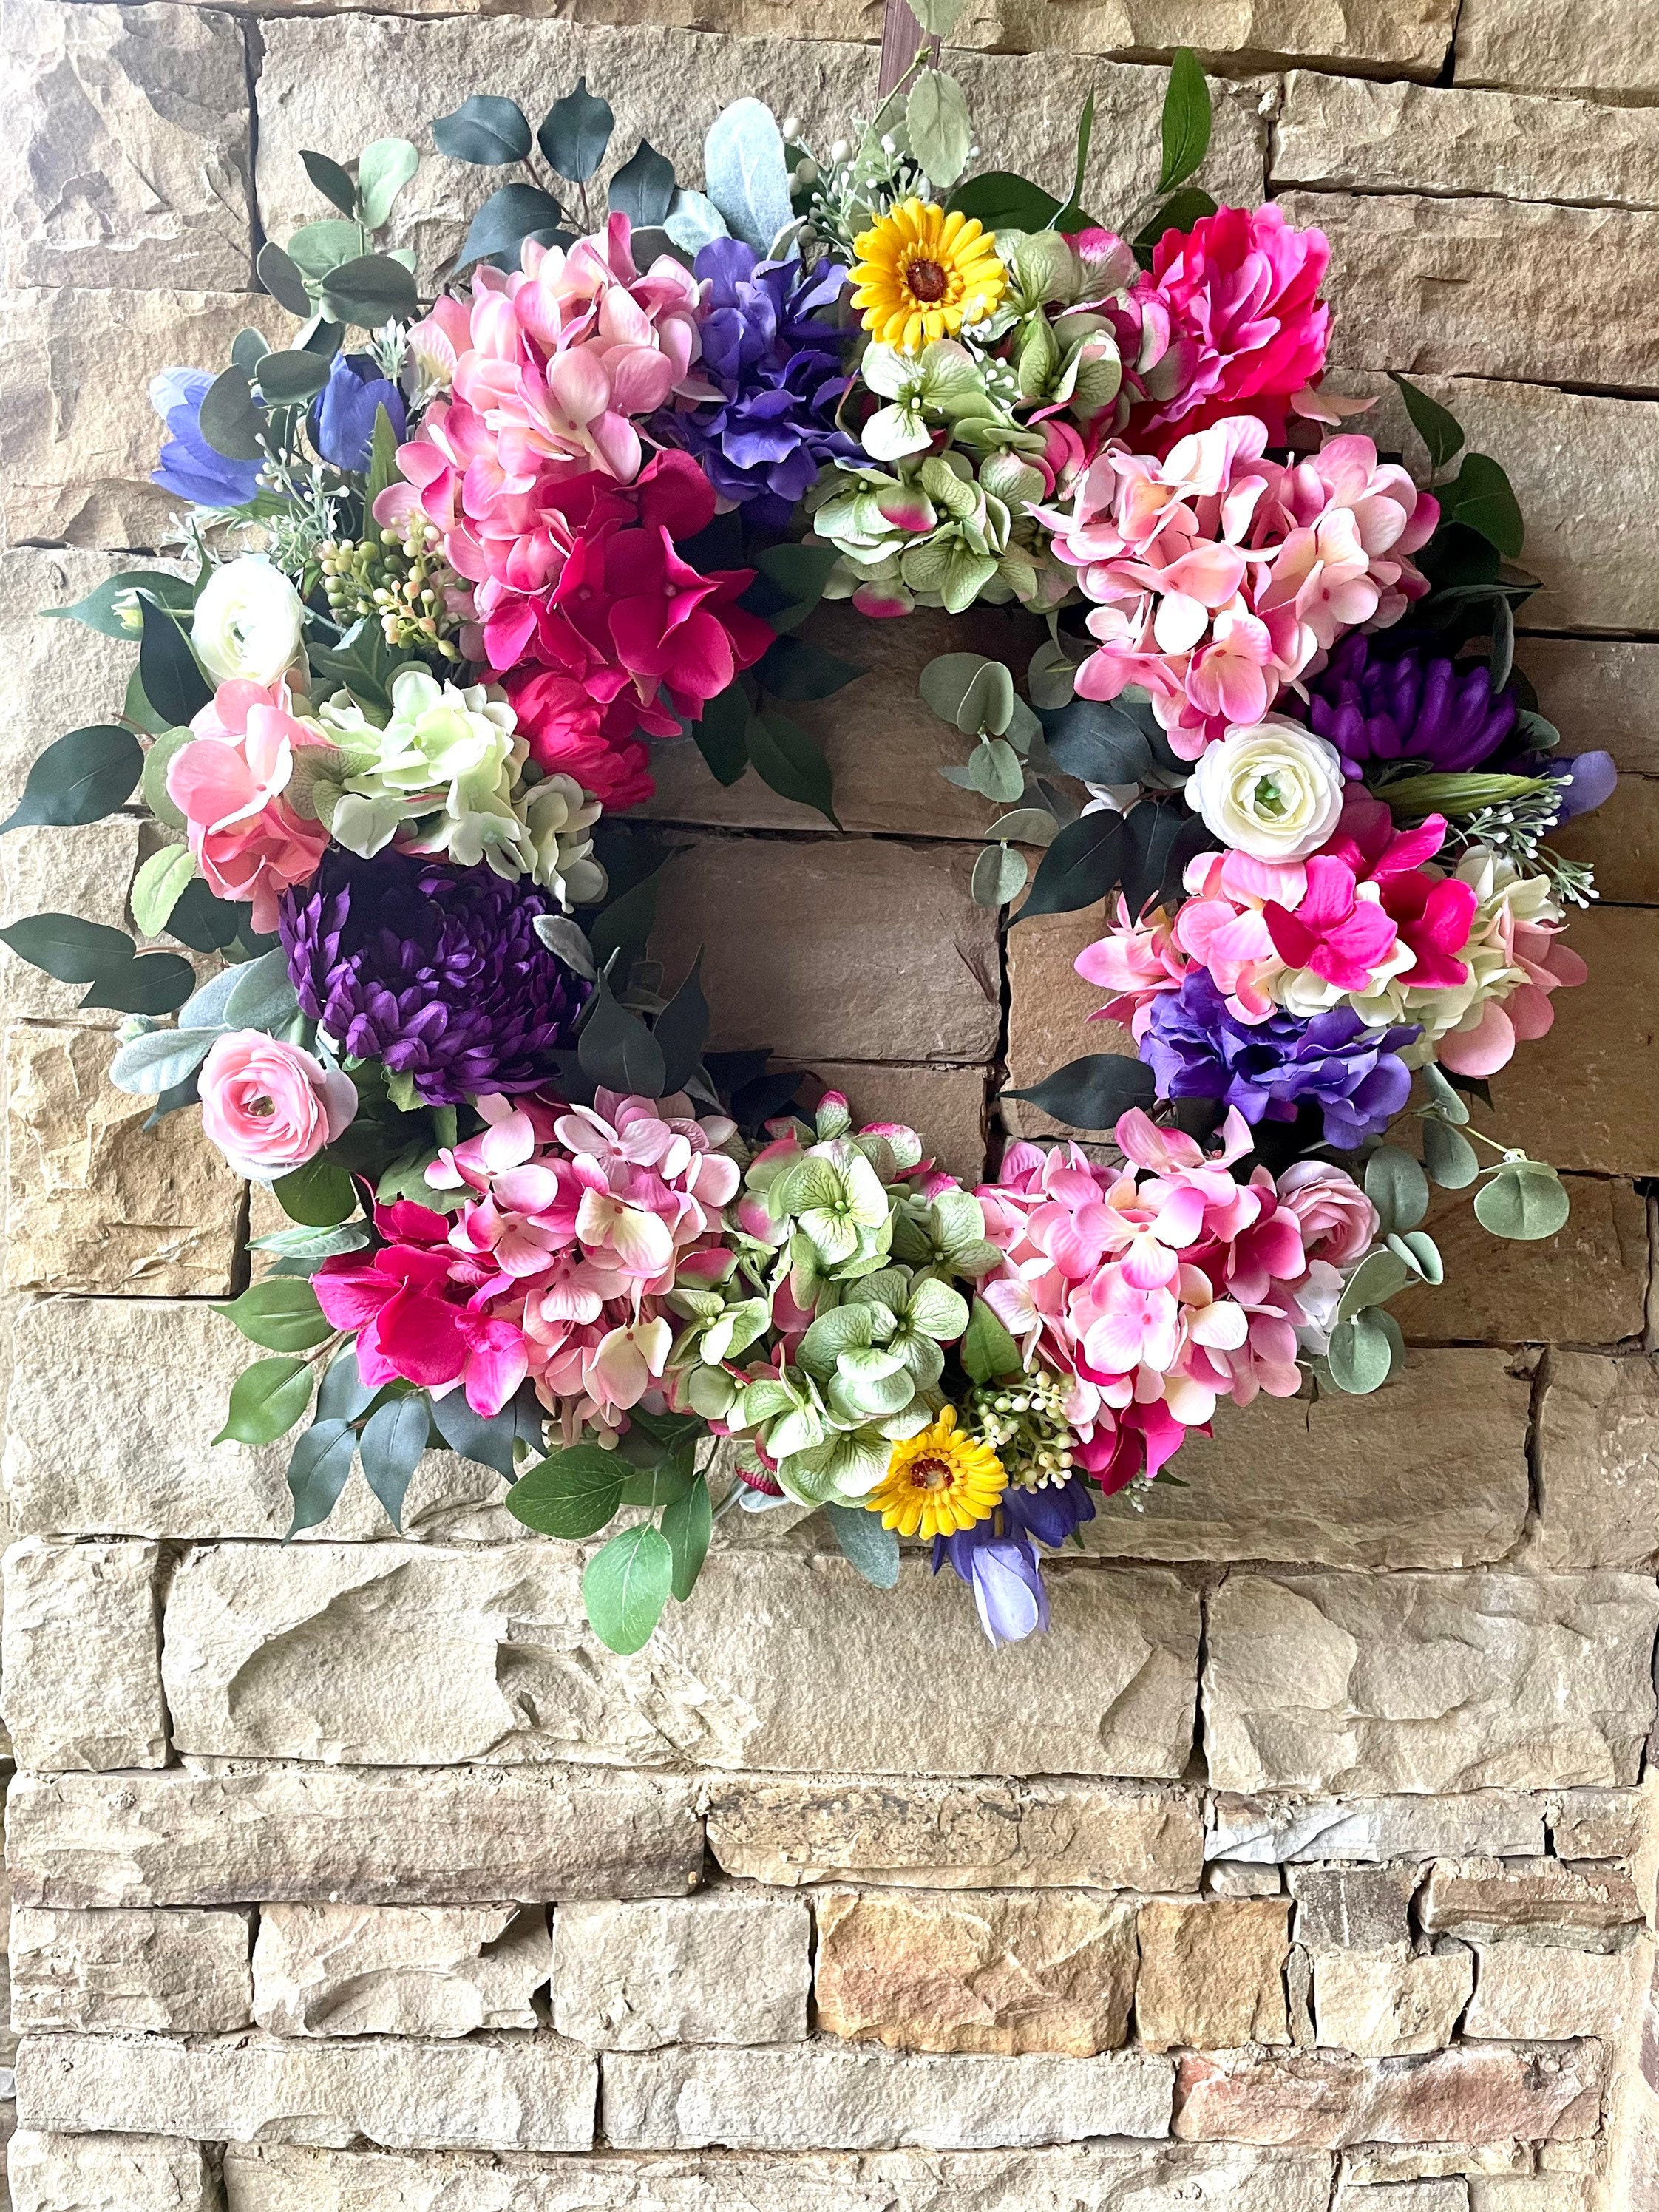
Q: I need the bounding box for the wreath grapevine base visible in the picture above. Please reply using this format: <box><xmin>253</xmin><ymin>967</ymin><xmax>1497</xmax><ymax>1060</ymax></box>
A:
<box><xmin>6</xmin><ymin>33</ymin><xmax>1612</xmax><ymax>1652</ymax></box>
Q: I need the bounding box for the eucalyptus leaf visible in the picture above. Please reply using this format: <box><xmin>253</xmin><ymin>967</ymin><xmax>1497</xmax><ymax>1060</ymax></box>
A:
<box><xmin>322</xmin><ymin>254</ymin><xmax>419</xmax><ymax>328</ymax></box>
<box><xmin>357</xmin><ymin>138</ymin><xmax>420</xmax><ymax>229</ymax></box>
<box><xmin>971</xmin><ymin>842</ymin><xmax>1028</xmax><ymax>907</ymax></box>
<box><xmin>987</xmin><ymin>807</ymin><xmax>1056</xmax><ymax>846</ymax></box>
<box><xmin>255</xmin><ymin>349</ymin><xmax>332</xmax><ymax>404</ymax></box>
<box><xmin>1422</xmin><ymin>1114</ymin><xmax>1479</xmax><ymax>1189</ymax></box>
<box><xmin>910</xmin><ymin>0</ymin><xmax>968</xmax><ymax>30</ymax></box>
<box><xmin>920</xmin><ymin>653</ymin><xmax>1014</xmax><ymax>736</ymax></box>
<box><xmin>300</xmin><ymin>148</ymin><xmax>359</xmax><ymax>217</ymax></box>
<box><xmin>1473</xmin><ymin>1161</ymin><xmax>1571</xmax><ymax>1241</ymax></box>
<box><xmin>1326</xmin><ymin>1309</ymin><xmax>1397</xmax><ymax>1395</ymax></box>
<box><xmin>1364</xmin><ymin>1144</ymin><xmax>1430</xmax><ymax>1235</ymax></box>
<box><xmin>197</xmin><ymin>364</ymin><xmax>265</xmax><ymax>462</ymax></box>
<box><xmin>286</xmin><ymin>219</ymin><xmax>365</xmax><ymax>279</ymax></box>
<box><xmin>257</xmin><ymin>241</ymin><xmax>313</xmax><ymax>316</ymax></box>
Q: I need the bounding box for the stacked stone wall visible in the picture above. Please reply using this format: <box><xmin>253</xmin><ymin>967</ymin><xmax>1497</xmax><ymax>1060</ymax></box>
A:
<box><xmin>0</xmin><ymin>1</ymin><xmax>1656</xmax><ymax>2204</ymax></box>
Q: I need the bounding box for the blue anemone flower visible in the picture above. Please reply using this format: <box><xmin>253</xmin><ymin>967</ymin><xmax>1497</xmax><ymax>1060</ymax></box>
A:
<box><xmin>310</xmin><ymin>353</ymin><xmax>408</xmax><ymax>475</ymax></box>
<box><xmin>149</xmin><ymin>368</ymin><xmax>264</xmax><ymax>509</ymax></box>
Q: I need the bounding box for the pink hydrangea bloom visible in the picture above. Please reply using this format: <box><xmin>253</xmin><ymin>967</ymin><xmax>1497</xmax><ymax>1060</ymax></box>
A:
<box><xmin>1029</xmin><ymin>418</ymin><xmax>1439</xmax><ymax>759</ymax></box>
<box><xmin>166</xmin><ymin>680</ymin><xmax>334</xmax><ymax>932</ymax></box>
<box><xmin>1074</xmin><ymin>895</ymin><xmax>1191</xmax><ymax>1037</ymax></box>
<box><xmin>975</xmin><ymin>1107</ymin><xmax>1374</xmax><ymax>1493</ymax></box>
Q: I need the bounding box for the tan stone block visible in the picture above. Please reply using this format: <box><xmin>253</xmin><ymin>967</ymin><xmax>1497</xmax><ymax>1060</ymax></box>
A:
<box><xmin>255</xmin><ymin>20</ymin><xmax>1265</xmax><ymax>288</ymax></box>
<box><xmin>1531</xmin><ymin>1351</ymin><xmax>1659</xmax><ymax>1571</ymax></box>
<box><xmin>812</xmin><ymin>1887</ymin><xmax>1138</xmax><ymax>2056</ymax></box>
<box><xmin>706</xmin><ymin>1776</ymin><xmax>1204</xmax><ymax>1892</ymax></box>
<box><xmin>7</xmin><ymin>2129</ymin><xmax>216</xmax><ymax>2212</ymax></box>
<box><xmin>1521</xmin><ymin>639</ymin><xmax>1659</xmax><ymax>779</ymax></box>
<box><xmin>1467</xmin><ymin>2179</ymin><xmax>1595</xmax><ymax>2212</ymax></box>
<box><xmin>7</xmin><ymin>1768</ymin><xmax>705</xmax><ymax>1909</ymax></box>
<box><xmin>1289</xmin><ymin>1865</ymin><xmax>1417</xmax><ymax>1954</ymax></box>
<box><xmin>160</xmin><ymin>1540</ymin><xmax>1201</xmax><ymax>1777</ymax></box>
<box><xmin>1</xmin><ymin>0</ymin><xmax>253</xmax><ymax>291</ymax></box>
<box><xmin>1463</xmin><ymin>1938</ymin><xmax>1641</xmax><ymax>2040</ymax></box>
<box><xmin>10</xmin><ymin>1905</ymin><xmax>252</xmax><ymax>2034</ymax></box>
<box><xmin>1</xmin><ymin>1537</ymin><xmax>166</xmax><ymax>1771</ymax></box>
<box><xmin>603</xmin><ymin>2039</ymin><xmax>1173</xmax><ymax>2151</ymax></box>
<box><xmin>647</xmin><ymin>834</ymin><xmax>999</xmax><ymax>1066</ymax></box>
<box><xmin>799</xmin><ymin>1060</ymin><xmax>988</xmax><ymax>1186</ymax></box>
<box><xmin>1135</xmin><ymin>1897</ymin><xmax>1292</xmax><ymax>2055</ymax></box>
<box><xmin>5</xmin><ymin>1025</ymin><xmax>244</xmax><ymax>1295</ymax></box>
<box><xmin>13</xmin><ymin>2031</ymin><xmax>598</xmax><ymax>2154</ymax></box>
<box><xmin>1084</xmin><ymin>1350</ymin><xmax>1528</xmax><ymax>1567</ymax></box>
<box><xmin>1210</xmin><ymin>1791</ymin><xmax>1547</xmax><ymax>1865</ymax></box>
<box><xmin>254</xmin><ymin>1904</ymin><xmax>551</xmax><ymax>2038</ymax></box>
<box><xmin>1303</xmin><ymin>191</ymin><xmax>1659</xmax><ymax>394</ymax></box>
<box><xmin>1202</xmin><ymin>1570</ymin><xmax>1659</xmax><ymax>1795</ymax></box>
<box><xmin>1550</xmin><ymin>770</ymin><xmax>1658</xmax><ymax>906</ymax></box>
<box><xmin>1208</xmin><ymin>1861</ymin><xmax>1283</xmax><ymax>1899</ymax></box>
<box><xmin>217</xmin><ymin>2138</ymin><xmax>1343</xmax><ymax>2212</ymax></box>
<box><xmin>550</xmin><ymin>1893</ymin><xmax>809</xmax><ymax>2050</ymax></box>
<box><xmin>0</xmin><ymin>821</ymin><xmax>140</xmax><ymax>1026</ymax></box>
<box><xmin>1345</xmin><ymin>2146</ymin><xmax>1533</xmax><ymax>2185</ymax></box>
<box><xmin>1002</xmin><ymin>898</ymin><xmax>1115</xmax><ymax>1142</ymax></box>
<box><xmin>639</xmin><ymin>600</ymin><xmax>1042</xmax><ymax>841</ymax></box>
<box><xmin>0</xmin><ymin>549</ymin><xmax>157</xmax><ymax>798</ymax></box>
<box><xmin>1550</xmin><ymin>1785</ymin><xmax>1647</xmax><ymax>1862</ymax></box>
<box><xmin>1419</xmin><ymin>1856</ymin><xmax>1643</xmax><ymax>1947</ymax></box>
<box><xmin>1388</xmin><ymin>1178</ymin><xmax>1648</xmax><ymax>1349</ymax></box>
<box><xmin>1173</xmin><ymin>2041</ymin><xmax>1604</xmax><ymax>2148</ymax></box>
<box><xmin>1276</xmin><ymin>72</ymin><xmax>1659</xmax><ymax>211</ymax></box>
<box><xmin>1336</xmin><ymin>2185</ymin><xmax>1469</xmax><ymax>2212</ymax></box>
<box><xmin>1455</xmin><ymin>0</ymin><xmax>1659</xmax><ymax>99</ymax></box>
<box><xmin>1312</xmin><ymin>1947</ymin><xmax>1473</xmax><ymax>2058</ymax></box>
<box><xmin>1</xmin><ymin>286</ymin><xmax>279</xmax><ymax>547</ymax></box>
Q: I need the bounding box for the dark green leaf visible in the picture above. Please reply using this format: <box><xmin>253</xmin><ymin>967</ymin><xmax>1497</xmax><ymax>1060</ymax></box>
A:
<box><xmin>78</xmin><ymin>951</ymin><xmax>194</xmax><ymax>1016</ymax></box>
<box><xmin>1040</xmin><ymin>697</ymin><xmax>1153</xmax><ymax>787</ymax></box>
<box><xmin>165</xmin><ymin>878</ymin><xmax>244</xmax><ymax>956</ymax></box>
<box><xmin>1489</xmin><ymin>591</ymin><xmax>1515</xmax><ymax>693</ymax></box>
<box><xmin>299</xmin><ymin>316</ymin><xmax>345</xmax><ymax>362</ymax></box>
<box><xmin>588</xmin><ymin>866</ymin><xmax>662</xmax><ymax>974</ymax></box>
<box><xmin>1003</xmin><ymin>1051</ymin><xmax>1156</xmax><ymax>1130</ymax></box>
<box><xmin>1439</xmin><ymin>452</ymin><xmax>1525</xmax><ymax>560</ymax></box>
<box><xmin>617</xmin><ymin>1461</ymin><xmax>695</xmax><ymax>1510</ymax></box>
<box><xmin>654</xmin><ymin>952</ymin><xmax>709</xmax><ymax>1096</ymax></box>
<box><xmin>583</xmin><ymin>1523</ymin><xmax>674</xmax><ymax>1654</ymax></box>
<box><xmin>756</xmin><ymin>635</ymin><xmax>864</xmax><ymax>701</ymax></box>
<box><xmin>138</xmin><ymin>595</ymin><xmax>211</xmax><ymax>725</ymax></box>
<box><xmin>1133</xmin><ymin>186</ymin><xmax>1218</xmax><ymax>263</ymax></box>
<box><xmin>274</xmin><ymin>1158</ymin><xmax>359</xmax><ymax>1228</ymax></box>
<box><xmin>825</xmin><ymin>1502</ymin><xmax>900</xmax><ymax>1588</ymax></box>
<box><xmin>1015</xmin><ymin>809</ymin><xmax>1127</xmax><ymax>921</ymax></box>
<box><xmin>1388</xmin><ymin>373</ymin><xmax>1465</xmax><ymax>473</ymax></box>
<box><xmin>1158</xmin><ymin>48</ymin><xmax>1212</xmax><ymax>193</ymax></box>
<box><xmin>214</xmin><ymin>1357</ymin><xmax>314</xmax><ymax>1446</ymax></box>
<box><xmin>947</xmin><ymin>171</ymin><xmax>1059</xmax><ymax>232</ymax></box>
<box><xmin>539</xmin><ymin>79</ymin><xmax>614</xmax><ymax>182</ymax></box>
<box><xmin>300</xmin><ymin>147</ymin><xmax>359</xmax><ymax>216</ymax></box>
<box><xmin>218</xmin><ymin>1278</ymin><xmax>333</xmax><ymax>1354</ymax></box>
<box><xmin>0</xmin><ymin>725</ymin><xmax>142</xmax><ymax>832</ymax></box>
<box><xmin>432</xmin><ymin>94</ymin><xmax>532</xmax><ymax>165</ymax></box>
<box><xmin>750</xmin><ymin>542</ymin><xmax>843</xmax><ymax>631</ymax></box>
<box><xmin>367</xmin><ymin>404</ymin><xmax>402</xmax><ymax>504</ymax></box>
<box><xmin>255</xmin><ymin>349</ymin><xmax>332</xmax><ymax>404</ymax></box>
<box><xmin>1052</xmin><ymin>88</ymin><xmax>1095</xmax><ymax>230</ymax></box>
<box><xmin>322</xmin><ymin>254</ymin><xmax>419</xmax><ymax>329</ymax></box>
<box><xmin>608</xmin><ymin>140</ymin><xmax>676</xmax><ymax>228</ymax></box>
<box><xmin>258</xmin><ymin>240</ymin><xmax>314</xmax><ymax>316</ymax></box>
<box><xmin>41</xmin><ymin>568</ymin><xmax>192</xmax><ymax>640</ymax></box>
<box><xmin>458</xmin><ymin>183</ymin><xmax>569</xmax><ymax>270</ymax></box>
<box><xmin>692</xmin><ymin>682</ymin><xmax>751</xmax><ymax>785</ymax></box>
<box><xmin>285</xmin><ymin>1417</ymin><xmax>358</xmax><ymax>1535</ymax></box>
<box><xmin>577</xmin><ymin>975</ymin><xmax>668</xmax><ymax>1098</ymax></box>
<box><xmin>1119</xmin><ymin>801</ymin><xmax>1209</xmax><ymax>917</ymax></box>
<box><xmin>507</xmin><ymin>1443</ymin><xmax>625</xmax><ymax>1538</ymax></box>
<box><xmin>961</xmin><ymin>1296</ymin><xmax>1022</xmax><ymax>1384</ymax></box>
<box><xmin>430</xmin><ymin>1389</ymin><xmax>520</xmax><ymax>1479</ymax></box>
<box><xmin>316</xmin><ymin>1346</ymin><xmax>377</xmax><ymax>1423</ymax></box>
<box><xmin>746</xmin><ymin>710</ymin><xmax>838</xmax><ymax>826</ymax></box>
<box><xmin>662</xmin><ymin>1473</ymin><xmax>713</xmax><ymax>1601</ymax></box>
<box><xmin>0</xmin><ymin>913</ymin><xmax>132</xmax><ymax>985</ymax></box>
<box><xmin>359</xmin><ymin>1395</ymin><xmax>430</xmax><ymax>1530</ymax></box>
<box><xmin>197</xmin><ymin>364</ymin><xmax>265</xmax><ymax>461</ymax></box>
<box><xmin>231</xmin><ymin>327</ymin><xmax>270</xmax><ymax>378</ymax></box>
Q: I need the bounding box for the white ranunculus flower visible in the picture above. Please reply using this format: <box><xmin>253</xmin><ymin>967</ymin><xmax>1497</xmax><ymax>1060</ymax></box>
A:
<box><xmin>1187</xmin><ymin>718</ymin><xmax>1346</xmax><ymax>862</ymax></box>
<box><xmin>192</xmin><ymin>557</ymin><xmax>305</xmax><ymax>688</ymax></box>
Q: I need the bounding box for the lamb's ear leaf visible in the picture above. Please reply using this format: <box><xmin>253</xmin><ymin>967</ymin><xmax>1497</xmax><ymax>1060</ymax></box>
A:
<box><xmin>825</xmin><ymin>1502</ymin><xmax>900</xmax><ymax>1589</ymax></box>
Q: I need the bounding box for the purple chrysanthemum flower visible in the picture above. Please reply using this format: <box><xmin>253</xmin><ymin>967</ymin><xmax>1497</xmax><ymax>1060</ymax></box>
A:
<box><xmin>1292</xmin><ymin>634</ymin><xmax>1519</xmax><ymax>778</ymax></box>
<box><xmin>279</xmin><ymin>851</ymin><xmax>589</xmax><ymax>1107</ymax></box>
<box><xmin>651</xmin><ymin>240</ymin><xmax>859</xmax><ymax>532</ymax></box>
<box><xmin>1142</xmin><ymin>972</ymin><xmax>1418</xmax><ymax>1150</ymax></box>
<box><xmin>932</xmin><ymin>1479</ymin><xmax>1096</xmax><ymax>1647</ymax></box>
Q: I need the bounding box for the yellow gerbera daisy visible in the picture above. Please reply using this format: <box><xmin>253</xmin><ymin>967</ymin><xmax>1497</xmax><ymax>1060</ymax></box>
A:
<box><xmin>849</xmin><ymin>198</ymin><xmax>1008</xmax><ymax>353</ymax></box>
<box><xmin>864</xmin><ymin>1407</ymin><xmax>1008</xmax><ymax>1539</ymax></box>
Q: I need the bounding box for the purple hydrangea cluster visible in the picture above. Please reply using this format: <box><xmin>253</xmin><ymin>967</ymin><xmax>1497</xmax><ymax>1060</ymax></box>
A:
<box><xmin>279</xmin><ymin>851</ymin><xmax>589</xmax><ymax>1107</ymax></box>
<box><xmin>932</xmin><ymin>1479</ymin><xmax>1097</xmax><ymax>1647</ymax></box>
<box><xmin>651</xmin><ymin>240</ymin><xmax>859</xmax><ymax>532</ymax></box>
<box><xmin>1142</xmin><ymin>973</ymin><xmax>1419</xmax><ymax>1150</ymax></box>
<box><xmin>1292</xmin><ymin>634</ymin><xmax>1519</xmax><ymax>778</ymax></box>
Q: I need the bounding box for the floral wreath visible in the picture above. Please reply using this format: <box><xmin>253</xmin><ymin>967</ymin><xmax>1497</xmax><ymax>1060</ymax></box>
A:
<box><xmin>6</xmin><ymin>28</ymin><xmax>1610</xmax><ymax>1653</ymax></box>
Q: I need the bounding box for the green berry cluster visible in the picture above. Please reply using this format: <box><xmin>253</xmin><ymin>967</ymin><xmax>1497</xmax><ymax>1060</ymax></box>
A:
<box><xmin>319</xmin><ymin>523</ymin><xmax>465</xmax><ymax>663</ymax></box>
<box><xmin>965</xmin><ymin>1368</ymin><xmax>1076</xmax><ymax>1490</ymax></box>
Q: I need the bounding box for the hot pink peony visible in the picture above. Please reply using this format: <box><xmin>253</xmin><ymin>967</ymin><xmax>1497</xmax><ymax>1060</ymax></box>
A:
<box><xmin>197</xmin><ymin>1031</ymin><xmax>356</xmax><ymax>1181</ymax></box>
<box><xmin>166</xmin><ymin>681</ymin><xmax>334</xmax><ymax>932</ymax></box>
<box><xmin>1030</xmin><ymin>418</ymin><xmax>1439</xmax><ymax>759</ymax></box>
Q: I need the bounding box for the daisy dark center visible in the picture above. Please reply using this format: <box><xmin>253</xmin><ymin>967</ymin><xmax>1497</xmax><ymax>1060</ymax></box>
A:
<box><xmin>908</xmin><ymin>1454</ymin><xmax>954</xmax><ymax>1491</ymax></box>
<box><xmin>905</xmin><ymin>257</ymin><xmax>949</xmax><ymax>304</ymax></box>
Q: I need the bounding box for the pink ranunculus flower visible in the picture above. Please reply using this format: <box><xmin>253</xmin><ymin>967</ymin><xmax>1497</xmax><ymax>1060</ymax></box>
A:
<box><xmin>166</xmin><ymin>681</ymin><xmax>335</xmax><ymax>932</ymax></box>
<box><xmin>198</xmin><ymin>1031</ymin><xmax>356</xmax><ymax>1182</ymax></box>
<box><xmin>1029</xmin><ymin>418</ymin><xmax>1439</xmax><ymax>759</ymax></box>
<box><xmin>1131</xmin><ymin>203</ymin><xmax>1331</xmax><ymax>452</ymax></box>
<box><xmin>1275</xmin><ymin>1158</ymin><xmax>1380</xmax><ymax>1269</ymax></box>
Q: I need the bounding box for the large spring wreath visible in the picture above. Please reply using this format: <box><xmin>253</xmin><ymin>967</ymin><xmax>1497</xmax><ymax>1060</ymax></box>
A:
<box><xmin>5</xmin><ymin>29</ymin><xmax>1611</xmax><ymax>1652</ymax></box>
